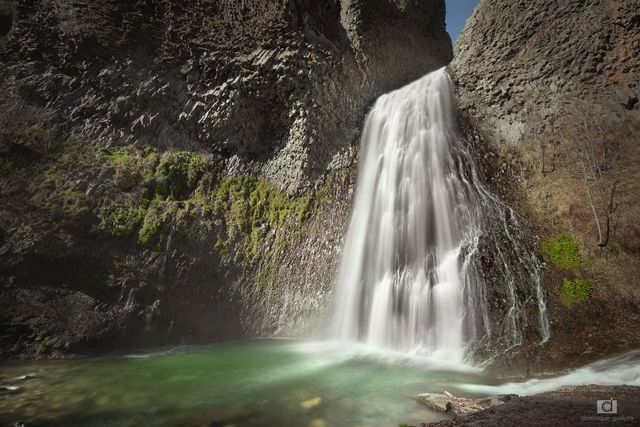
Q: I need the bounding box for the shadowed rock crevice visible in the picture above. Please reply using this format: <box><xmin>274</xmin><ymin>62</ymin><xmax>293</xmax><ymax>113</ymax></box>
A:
<box><xmin>0</xmin><ymin>1</ymin><xmax>12</xmax><ymax>37</ymax></box>
<box><xmin>0</xmin><ymin>13</ymin><xmax>10</xmax><ymax>36</ymax></box>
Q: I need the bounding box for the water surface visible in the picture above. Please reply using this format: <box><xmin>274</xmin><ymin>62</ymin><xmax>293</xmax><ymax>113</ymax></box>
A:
<box><xmin>0</xmin><ymin>339</ymin><xmax>497</xmax><ymax>427</ymax></box>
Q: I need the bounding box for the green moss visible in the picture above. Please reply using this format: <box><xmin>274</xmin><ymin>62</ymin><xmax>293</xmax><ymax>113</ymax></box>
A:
<box><xmin>3</xmin><ymin>128</ymin><xmax>354</xmax><ymax>300</ymax></box>
<box><xmin>132</xmin><ymin>154</ymin><xmax>318</xmax><ymax>260</ymax></box>
<box><xmin>154</xmin><ymin>152</ymin><xmax>207</xmax><ymax>200</ymax></box>
<box><xmin>25</xmin><ymin>127</ymin><xmax>51</xmax><ymax>140</ymax></box>
<box><xmin>213</xmin><ymin>238</ymin><xmax>231</xmax><ymax>259</ymax></box>
<box><xmin>106</xmin><ymin>258</ymin><xmax>138</xmax><ymax>289</ymax></box>
<box><xmin>34</xmin><ymin>341</ymin><xmax>49</xmax><ymax>355</ymax></box>
<box><xmin>31</xmin><ymin>187</ymin><xmax>91</xmax><ymax>221</ymax></box>
<box><xmin>102</xmin><ymin>204</ymin><xmax>146</xmax><ymax>237</ymax></box>
<box><xmin>108</xmin><ymin>150</ymin><xmax>133</xmax><ymax>165</ymax></box>
<box><xmin>13</xmin><ymin>131</ymin><xmax>326</xmax><ymax>263</ymax></box>
<box><xmin>209</xmin><ymin>175</ymin><xmax>316</xmax><ymax>266</ymax></box>
<box><xmin>560</xmin><ymin>277</ymin><xmax>593</xmax><ymax>306</ymax></box>
<box><xmin>296</xmin><ymin>193</ymin><xmax>312</xmax><ymax>222</ymax></box>
<box><xmin>59</xmin><ymin>191</ymin><xmax>90</xmax><ymax>216</ymax></box>
<box><xmin>542</xmin><ymin>234</ymin><xmax>582</xmax><ymax>269</ymax></box>
<box><xmin>138</xmin><ymin>200</ymin><xmax>172</xmax><ymax>248</ymax></box>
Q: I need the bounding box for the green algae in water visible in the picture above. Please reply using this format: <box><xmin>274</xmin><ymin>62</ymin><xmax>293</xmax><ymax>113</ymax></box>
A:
<box><xmin>0</xmin><ymin>340</ymin><xmax>497</xmax><ymax>427</ymax></box>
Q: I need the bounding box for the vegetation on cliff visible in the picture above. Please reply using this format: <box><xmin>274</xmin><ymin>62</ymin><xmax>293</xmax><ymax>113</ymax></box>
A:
<box><xmin>0</xmin><ymin>126</ymin><xmax>350</xmax><ymax>357</ymax></box>
<box><xmin>542</xmin><ymin>234</ymin><xmax>582</xmax><ymax>270</ymax></box>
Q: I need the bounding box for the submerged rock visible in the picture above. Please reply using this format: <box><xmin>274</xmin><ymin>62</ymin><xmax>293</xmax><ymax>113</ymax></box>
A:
<box><xmin>416</xmin><ymin>391</ymin><xmax>517</xmax><ymax>416</ymax></box>
<box><xmin>300</xmin><ymin>397</ymin><xmax>322</xmax><ymax>410</ymax></box>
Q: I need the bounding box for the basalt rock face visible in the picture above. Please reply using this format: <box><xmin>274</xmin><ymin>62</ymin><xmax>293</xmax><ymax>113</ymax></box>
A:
<box><xmin>450</xmin><ymin>0</ymin><xmax>639</xmax><ymax>145</ymax></box>
<box><xmin>449</xmin><ymin>0</ymin><xmax>640</xmax><ymax>369</ymax></box>
<box><xmin>1</xmin><ymin>0</ymin><xmax>451</xmax><ymax>194</ymax></box>
<box><xmin>0</xmin><ymin>0</ymin><xmax>452</xmax><ymax>358</ymax></box>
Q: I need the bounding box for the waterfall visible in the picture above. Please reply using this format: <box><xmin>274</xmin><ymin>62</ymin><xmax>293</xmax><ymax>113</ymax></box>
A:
<box><xmin>333</xmin><ymin>68</ymin><xmax>549</xmax><ymax>362</ymax></box>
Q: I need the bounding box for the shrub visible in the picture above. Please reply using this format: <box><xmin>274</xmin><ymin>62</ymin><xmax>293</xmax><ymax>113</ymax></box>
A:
<box><xmin>108</xmin><ymin>150</ymin><xmax>132</xmax><ymax>164</ymax></box>
<box><xmin>542</xmin><ymin>234</ymin><xmax>582</xmax><ymax>269</ymax></box>
<box><xmin>138</xmin><ymin>201</ymin><xmax>169</xmax><ymax>247</ymax></box>
<box><xmin>155</xmin><ymin>152</ymin><xmax>207</xmax><ymax>200</ymax></box>
<box><xmin>103</xmin><ymin>205</ymin><xmax>146</xmax><ymax>237</ymax></box>
<box><xmin>560</xmin><ymin>277</ymin><xmax>593</xmax><ymax>306</ymax></box>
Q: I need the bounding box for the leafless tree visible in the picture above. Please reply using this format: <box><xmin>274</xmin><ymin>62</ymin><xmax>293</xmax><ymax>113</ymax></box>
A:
<box><xmin>561</xmin><ymin>99</ymin><xmax>619</xmax><ymax>247</ymax></box>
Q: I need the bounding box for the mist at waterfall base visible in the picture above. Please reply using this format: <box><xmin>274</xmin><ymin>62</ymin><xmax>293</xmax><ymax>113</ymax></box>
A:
<box><xmin>332</xmin><ymin>67</ymin><xmax>548</xmax><ymax>363</ymax></box>
<box><xmin>2</xmin><ymin>69</ymin><xmax>638</xmax><ymax>427</ymax></box>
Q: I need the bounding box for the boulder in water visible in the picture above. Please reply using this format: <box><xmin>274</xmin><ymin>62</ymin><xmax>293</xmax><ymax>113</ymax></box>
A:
<box><xmin>416</xmin><ymin>391</ymin><xmax>517</xmax><ymax>416</ymax></box>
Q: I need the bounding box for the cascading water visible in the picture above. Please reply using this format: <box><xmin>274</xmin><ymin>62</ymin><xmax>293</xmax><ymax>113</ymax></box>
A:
<box><xmin>333</xmin><ymin>68</ymin><xmax>549</xmax><ymax>362</ymax></box>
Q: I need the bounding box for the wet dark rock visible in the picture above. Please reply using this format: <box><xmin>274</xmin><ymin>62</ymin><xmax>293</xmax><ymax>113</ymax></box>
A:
<box><xmin>13</xmin><ymin>374</ymin><xmax>36</xmax><ymax>381</ymax></box>
<box><xmin>0</xmin><ymin>1</ymin><xmax>12</xmax><ymax>37</ymax></box>
<box><xmin>624</xmin><ymin>96</ymin><xmax>638</xmax><ymax>110</ymax></box>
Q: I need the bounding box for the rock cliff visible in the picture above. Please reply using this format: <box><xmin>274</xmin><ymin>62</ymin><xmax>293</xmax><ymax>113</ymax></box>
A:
<box><xmin>1</xmin><ymin>0</ymin><xmax>451</xmax><ymax>194</ymax></box>
<box><xmin>450</xmin><ymin>0</ymin><xmax>640</xmax><ymax>369</ymax></box>
<box><xmin>451</xmin><ymin>0</ymin><xmax>639</xmax><ymax>146</ymax></box>
<box><xmin>0</xmin><ymin>0</ymin><xmax>452</xmax><ymax>358</ymax></box>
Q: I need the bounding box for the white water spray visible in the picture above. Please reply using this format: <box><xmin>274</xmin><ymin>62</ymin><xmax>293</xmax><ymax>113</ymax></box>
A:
<box><xmin>333</xmin><ymin>68</ymin><xmax>549</xmax><ymax>362</ymax></box>
<box><xmin>458</xmin><ymin>350</ymin><xmax>640</xmax><ymax>396</ymax></box>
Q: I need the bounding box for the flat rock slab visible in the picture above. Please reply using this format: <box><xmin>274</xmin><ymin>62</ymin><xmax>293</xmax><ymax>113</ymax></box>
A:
<box><xmin>416</xmin><ymin>391</ymin><xmax>518</xmax><ymax>416</ymax></box>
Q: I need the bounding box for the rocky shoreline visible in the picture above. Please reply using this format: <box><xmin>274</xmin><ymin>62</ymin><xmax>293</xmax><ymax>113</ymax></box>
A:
<box><xmin>414</xmin><ymin>349</ymin><xmax>640</xmax><ymax>425</ymax></box>
<box><xmin>418</xmin><ymin>385</ymin><xmax>640</xmax><ymax>426</ymax></box>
